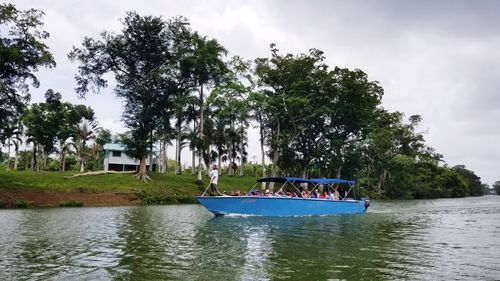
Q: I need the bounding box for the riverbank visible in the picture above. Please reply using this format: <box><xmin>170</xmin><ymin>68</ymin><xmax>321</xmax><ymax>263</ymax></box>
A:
<box><xmin>0</xmin><ymin>171</ymin><xmax>257</xmax><ymax>208</ymax></box>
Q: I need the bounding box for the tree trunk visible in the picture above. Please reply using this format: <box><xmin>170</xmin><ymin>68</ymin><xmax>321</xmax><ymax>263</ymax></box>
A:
<box><xmin>217</xmin><ymin>152</ymin><xmax>222</xmax><ymax>176</ymax></box>
<box><xmin>175</xmin><ymin>124</ymin><xmax>182</xmax><ymax>174</ymax></box>
<box><xmin>79</xmin><ymin>146</ymin><xmax>84</xmax><ymax>172</ymax></box>
<box><xmin>31</xmin><ymin>142</ymin><xmax>37</xmax><ymax>171</ymax></box>
<box><xmin>44</xmin><ymin>153</ymin><xmax>48</xmax><ymax>171</ymax></box>
<box><xmin>59</xmin><ymin>140</ymin><xmax>65</xmax><ymax>172</ymax></box>
<box><xmin>260</xmin><ymin>120</ymin><xmax>266</xmax><ymax>189</ymax></box>
<box><xmin>14</xmin><ymin>139</ymin><xmax>19</xmax><ymax>170</ymax></box>
<box><xmin>158</xmin><ymin>140</ymin><xmax>163</xmax><ymax>173</ymax></box>
<box><xmin>62</xmin><ymin>152</ymin><xmax>66</xmax><ymax>172</ymax></box>
<box><xmin>336</xmin><ymin>166</ymin><xmax>342</xmax><ymax>179</ymax></box>
<box><xmin>302</xmin><ymin>167</ymin><xmax>308</xmax><ymax>190</ymax></box>
<box><xmin>228</xmin><ymin>154</ymin><xmax>234</xmax><ymax>176</ymax></box>
<box><xmin>191</xmin><ymin>121</ymin><xmax>196</xmax><ymax>175</ymax></box>
<box><xmin>149</xmin><ymin>131</ymin><xmax>153</xmax><ymax>172</ymax></box>
<box><xmin>6</xmin><ymin>139</ymin><xmax>11</xmax><ymax>171</ymax></box>
<box><xmin>163</xmin><ymin>140</ymin><xmax>168</xmax><ymax>173</ymax></box>
<box><xmin>197</xmin><ymin>83</ymin><xmax>204</xmax><ymax>181</ymax></box>
<box><xmin>37</xmin><ymin>144</ymin><xmax>42</xmax><ymax>171</ymax></box>
<box><xmin>239</xmin><ymin>126</ymin><xmax>244</xmax><ymax>177</ymax></box>
<box><xmin>191</xmin><ymin>150</ymin><xmax>196</xmax><ymax>175</ymax></box>
<box><xmin>135</xmin><ymin>157</ymin><xmax>151</xmax><ymax>182</ymax></box>
<box><xmin>206</xmin><ymin>145</ymin><xmax>210</xmax><ymax>176</ymax></box>
<box><xmin>376</xmin><ymin>170</ymin><xmax>388</xmax><ymax>194</ymax></box>
<box><xmin>79</xmin><ymin>140</ymin><xmax>86</xmax><ymax>173</ymax></box>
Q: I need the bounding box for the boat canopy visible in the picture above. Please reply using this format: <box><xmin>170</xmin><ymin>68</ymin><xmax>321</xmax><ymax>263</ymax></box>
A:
<box><xmin>310</xmin><ymin>178</ymin><xmax>355</xmax><ymax>185</ymax></box>
<box><xmin>256</xmin><ymin>177</ymin><xmax>312</xmax><ymax>183</ymax></box>
<box><xmin>256</xmin><ymin>177</ymin><xmax>354</xmax><ymax>185</ymax></box>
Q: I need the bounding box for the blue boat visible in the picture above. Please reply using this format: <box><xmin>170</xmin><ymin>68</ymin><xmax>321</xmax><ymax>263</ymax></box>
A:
<box><xmin>196</xmin><ymin>177</ymin><xmax>370</xmax><ymax>216</ymax></box>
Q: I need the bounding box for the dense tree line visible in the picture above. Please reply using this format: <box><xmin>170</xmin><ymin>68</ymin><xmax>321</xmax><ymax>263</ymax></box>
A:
<box><xmin>494</xmin><ymin>181</ymin><xmax>500</xmax><ymax>195</ymax></box>
<box><xmin>0</xmin><ymin>4</ymin><xmax>487</xmax><ymax>198</ymax></box>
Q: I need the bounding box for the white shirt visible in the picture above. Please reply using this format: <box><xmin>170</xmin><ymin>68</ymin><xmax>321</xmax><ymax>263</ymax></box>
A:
<box><xmin>209</xmin><ymin>169</ymin><xmax>219</xmax><ymax>184</ymax></box>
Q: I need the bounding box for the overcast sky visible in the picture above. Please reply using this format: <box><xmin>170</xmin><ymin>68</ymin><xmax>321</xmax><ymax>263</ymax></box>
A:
<box><xmin>10</xmin><ymin>0</ymin><xmax>500</xmax><ymax>185</ymax></box>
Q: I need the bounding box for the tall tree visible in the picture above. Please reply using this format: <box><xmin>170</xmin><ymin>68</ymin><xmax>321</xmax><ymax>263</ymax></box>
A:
<box><xmin>69</xmin><ymin>12</ymin><xmax>175</xmax><ymax>181</ymax></box>
<box><xmin>209</xmin><ymin>57</ymin><xmax>251</xmax><ymax>176</ymax></box>
<box><xmin>0</xmin><ymin>4</ymin><xmax>55</xmax><ymax>143</ymax></box>
<box><xmin>493</xmin><ymin>181</ymin><xmax>500</xmax><ymax>195</ymax></box>
<box><xmin>452</xmin><ymin>165</ymin><xmax>484</xmax><ymax>196</ymax></box>
<box><xmin>56</xmin><ymin>103</ymin><xmax>94</xmax><ymax>171</ymax></box>
<box><xmin>248</xmin><ymin>91</ymin><xmax>268</xmax><ymax>180</ymax></box>
<box><xmin>73</xmin><ymin>116</ymin><xmax>99</xmax><ymax>172</ymax></box>
<box><xmin>183</xmin><ymin>33</ymin><xmax>228</xmax><ymax>181</ymax></box>
<box><xmin>21</xmin><ymin>89</ymin><xmax>65</xmax><ymax>170</ymax></box>
<box><xmin>255</xmin><ymin>46</ymin><xmax>333</xmax><ymax>177</ymax></box>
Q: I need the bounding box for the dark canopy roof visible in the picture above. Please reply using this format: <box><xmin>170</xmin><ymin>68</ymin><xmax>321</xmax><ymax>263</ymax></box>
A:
<box><xmin>256</xmin><ymin>177</ymin><xmax>355</xmax><ymax>185</ymax></box>
<box><xmin>256</xmin><ymin>177</ymin><xmax>312</xmax><ymax>184</ymax></box>
<box><xmin>310</xmin><ymin>178</ymin><xmax>356</xmax><ymax>185</ymax></box>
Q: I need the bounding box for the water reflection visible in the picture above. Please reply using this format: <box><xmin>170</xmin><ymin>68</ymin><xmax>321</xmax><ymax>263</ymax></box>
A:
<box><xmin>240</xmin><ymin>224</ymin><xmax>272</xmax><ymax>281</ymax></box>
<box><xmin>0</xmin><ymin>196</ymin><xmax>499</xmax><ymax>280</ymax></box>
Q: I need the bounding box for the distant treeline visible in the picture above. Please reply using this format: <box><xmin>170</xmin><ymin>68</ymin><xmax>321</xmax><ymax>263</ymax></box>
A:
<box><xmin>0</xmin><ymin>3</ymin><xmax>489</xmax><ymax>198</ymax></box>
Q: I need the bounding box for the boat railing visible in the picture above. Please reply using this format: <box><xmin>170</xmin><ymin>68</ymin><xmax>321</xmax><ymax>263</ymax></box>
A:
<box><xmin>201</xmin><ymin>176</ymin><xmax>358</xmax><ymax>200</ymax></box>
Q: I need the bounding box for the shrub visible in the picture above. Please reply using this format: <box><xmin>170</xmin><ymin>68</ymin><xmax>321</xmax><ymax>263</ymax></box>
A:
<box><xmin>12</xmin><ymin>200</ymin><xmax>31</xmax><ymax>208</ymax></box>
<box><xmin>136</xmin><ymin>191</ymin><xmax>196</xmax><ymax>205</ymax></box>
<box><xmin>0</xmin><ymin>201</ymin><xmax>6</xmax><ymax>208</ymax></box>
<box><xmin>59</xmin><ymin>200</ymin><xmax>84</xmax><ymax>207</ymax></box>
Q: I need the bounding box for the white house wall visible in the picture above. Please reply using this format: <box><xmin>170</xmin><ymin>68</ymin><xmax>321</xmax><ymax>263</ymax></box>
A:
<box><xmin>105</xmin><ymin>151</ymin><xmax>157</xmax><ymax>166</ymax></box>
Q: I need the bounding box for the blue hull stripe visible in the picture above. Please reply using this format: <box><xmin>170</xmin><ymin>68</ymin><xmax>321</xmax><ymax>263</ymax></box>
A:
<box><xmin>196</xmin><ymin>196</ymin><xmax>366</xmax><ymax>216</ymax></box>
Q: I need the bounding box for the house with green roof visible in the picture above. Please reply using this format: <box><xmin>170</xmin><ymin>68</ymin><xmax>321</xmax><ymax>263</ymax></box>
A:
<box><xmin>103</xmin><ymin>143</ymin><xmax>158</xmax><ymax>171</ymax></box>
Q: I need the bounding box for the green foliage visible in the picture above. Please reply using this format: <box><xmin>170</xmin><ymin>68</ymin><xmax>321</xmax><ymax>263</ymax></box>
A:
<box><xmin>254</xmin><ymin>45</ymin><xmax>383</xmax><ymax>177</ymax></box>
<box><xmin>59</xmin><ymin>200</ymin><xmax>83</xmax><ymax>207</ymax></box>
<box><xmin>0</xmin><ymin>4</ymin><xmax>55</xmax><ymax>142</ymax></box>
<box><xmin>493</xmin><ymin>181</ymin><xmax>500</xmax><ymax>195</ymax></box>
<box><xmin>12</xmin><ymin>200</ymin><xmax>31</xmax><ymax>208</ymax></box>
<box><xmin>20</xmin><ymin>90</ymin><xmax>97</xmax><ymax>172</ymax></box>
<box><xmin>136</xmin><ymin>191</ymin><xmax>196</xmax><ymax>205</ymax></box>
<box><xmin>452</xmin><ymin>165</ymin><xmax>484</xmax><ymax>196</ymax></box>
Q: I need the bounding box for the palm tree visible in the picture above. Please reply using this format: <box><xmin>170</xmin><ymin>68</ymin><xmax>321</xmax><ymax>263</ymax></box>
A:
<box><xmin>74</xmin><ymin>119</ymin><xmax>99</xmax><ymax>172</ymax></box>
<box><xmin>2</xmin><ymin>123</ymin><xmax>22</xmax><ymax>171</ymax></box>
<box><xmin>173</xmin><ymin>93</ymin><xmax>198</xmax><ymax>174</ymax></box>
<box><xmin>249</xmin><ymin>91</ymin><xmax>268</xmax><ymax>180</ymax></box>
<box><xmin>185</xmin><ymin>33</ymin><xmax>227</xmax><ymax>181</ymax></box>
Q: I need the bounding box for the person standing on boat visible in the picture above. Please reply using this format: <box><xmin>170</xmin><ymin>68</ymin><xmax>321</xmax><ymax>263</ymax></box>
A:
<box><xmin>209</xmin><ymin>165</ymin><xmax>221</xmax><ymax>196</ymax></box>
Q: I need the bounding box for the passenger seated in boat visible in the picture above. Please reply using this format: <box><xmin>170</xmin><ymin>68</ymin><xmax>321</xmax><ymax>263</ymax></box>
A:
<box><xmin>319</xmin><ymin>191</ymin><xmax>326</xmax><ymax>199</ymax></box>
<box><xmin>334</xmin><ymin>189</ymin><xmax>340</xmax><ymax>200</ymax></box>
<box><xmin>265</xmin><ymin>189</ymin><xmax>271</xmax><ymax>196</ymax></box>
<box><xmin>292</xmin><ymin>192</ymin><xmax>298</xmax><ymax>197</ymax></box>
<box><xmin>310</xmin><ymin>191</ymin><xmax>318</xmax><ymax>198</ymax></box>
<box><xmin>328</xmin><ymin>191</ymin><xmax>335</xmax><ymax>200</ymax></box>
<box><xmin>301</xmin><ymin>190</ymin><xmax>308</xmax><ymax>198</ymax></box>
<box><xmin>249</xmin><ymin>189</ymin><xmax>260</xmax><ymax>196</ymax></box>
<box><xmin>286</xmin><ymin>192</ymin><xmax>292</xmax><ymax>198</ymax></box>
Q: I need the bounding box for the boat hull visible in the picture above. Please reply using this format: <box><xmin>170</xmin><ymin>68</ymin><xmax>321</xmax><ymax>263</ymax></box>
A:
<box><xmin>196</xmin><ymin>196</ymin><xmax>367</xmax><ymax>216</ymax></box>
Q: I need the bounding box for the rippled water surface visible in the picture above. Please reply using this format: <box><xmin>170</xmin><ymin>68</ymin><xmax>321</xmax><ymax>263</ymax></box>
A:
<box><xmin>1</xmin><ymin>196</ymin><xmax>500</xmax><ymax>280</ymax></box>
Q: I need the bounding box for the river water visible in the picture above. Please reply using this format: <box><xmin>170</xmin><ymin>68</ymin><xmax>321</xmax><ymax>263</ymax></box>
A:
<box><xmin>0</xmin><ymin>196</ymin><xmax>499</xmax><ymax>281</ymax></box>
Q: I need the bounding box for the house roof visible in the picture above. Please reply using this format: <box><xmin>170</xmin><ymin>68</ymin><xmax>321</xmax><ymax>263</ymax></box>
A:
<box><xmin>103</xmin><ymin>143</ymin><xmax>159</xmax><ymax>153</ymax></box>
<box><xmin>103</xmin><ymin>143</ymin><xmax>127</xmax><ymax>151</ymax></box>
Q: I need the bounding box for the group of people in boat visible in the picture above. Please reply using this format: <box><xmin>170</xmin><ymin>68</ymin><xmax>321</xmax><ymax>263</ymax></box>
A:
<box><xmin>208</xmin><ymin>164</ymin><xmax>349</xmax><ymax>200</ymax></box>
<box><xmin>226</xmin><ymin>188</ymin><xmax>348</xmax><ymax>200</ymax></box>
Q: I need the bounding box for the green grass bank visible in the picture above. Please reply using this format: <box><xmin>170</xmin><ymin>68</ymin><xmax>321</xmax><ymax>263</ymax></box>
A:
<box><xmin>0</xmin><ymin>170</ymin><xmax>258</xmax><ymax>208</ymax></box>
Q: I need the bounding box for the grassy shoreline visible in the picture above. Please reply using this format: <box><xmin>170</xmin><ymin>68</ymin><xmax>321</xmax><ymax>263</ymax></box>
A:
<box><xmin>0</xmin><ymin>170</ymin><xmax>258</xmax><ymax>208</ymax></box>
